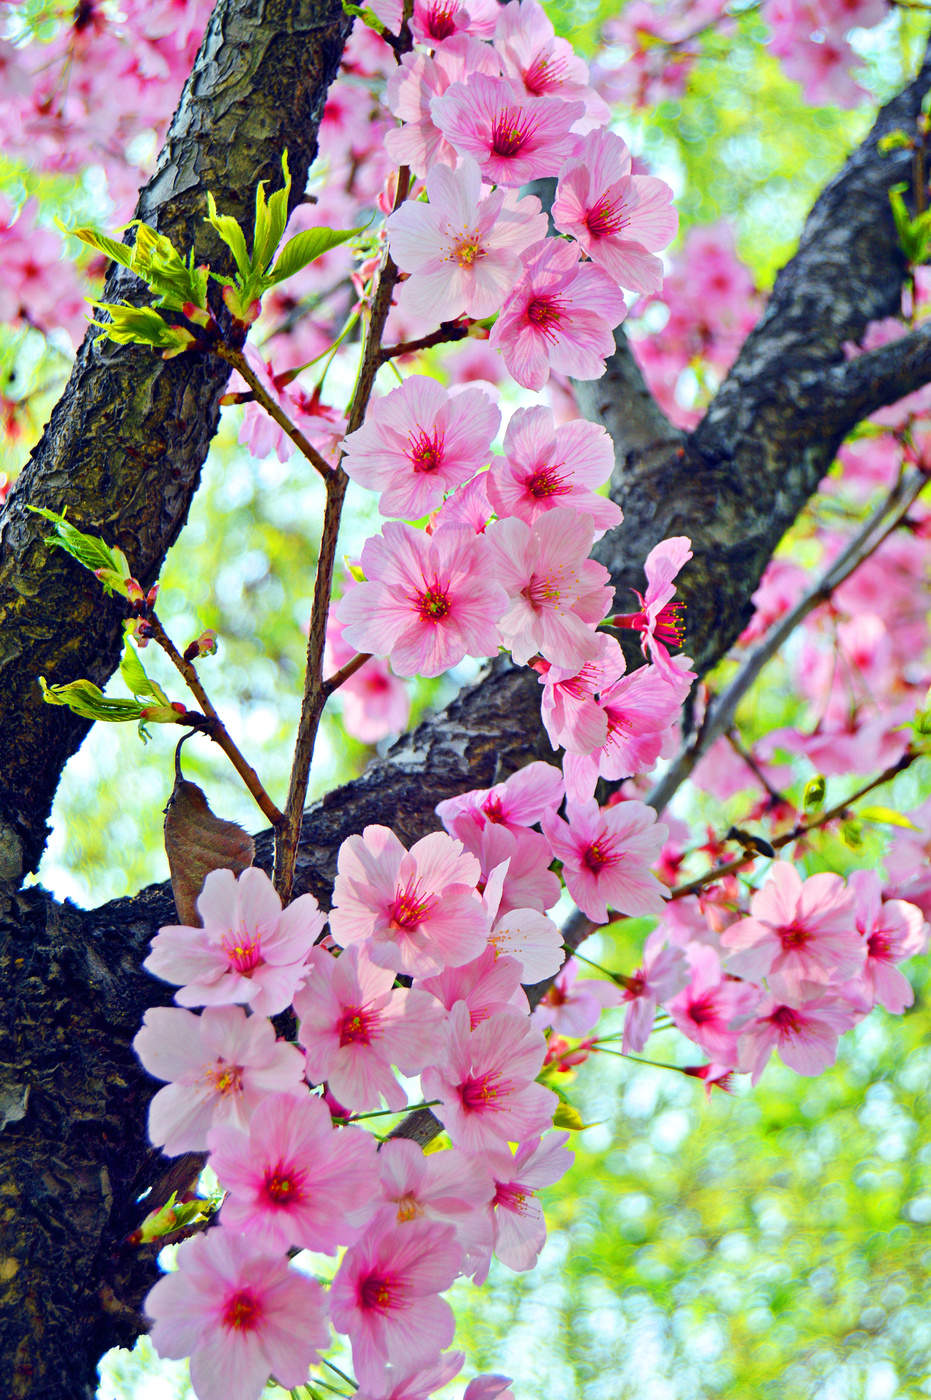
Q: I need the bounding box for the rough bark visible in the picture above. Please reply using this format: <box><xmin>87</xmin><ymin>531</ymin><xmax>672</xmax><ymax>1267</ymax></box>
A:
<box><xmin>2</xmin><ymin>21</ymin><xmax>931</xmax><ymax>1400</ymax></box>
<box><xmin>0</xmin><ymin>0</ymin><xmax>352</xmax><ymax>882</ymax></box>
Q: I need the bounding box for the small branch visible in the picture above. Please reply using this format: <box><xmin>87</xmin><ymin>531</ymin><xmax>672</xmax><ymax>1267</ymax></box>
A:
<box><xmin>273</xmin><ymin>171</ymin><xmax>412</xmax><ymax>903</ymax></box>
<box><xmin>824</xmin><ymin>323</ymin><xmax>931</xmax><ymax>423</ymax></box>
<box><xmin>146</xmin><ymin>613</ymin><xmax>285</xmax><ymax>828</ymax></box>
<box><xmin>377</xmin><ymin>321</ymin><xmax>469</xmax><ymax>363</ymax></box>
<box><xmin>211</xmin><ymin>343</ymin><xmax>334</xmax><ymax>482</ymax></box>
<box><xmin>648</xmin><ymin>464</ymin><xmax>929</xmax><ymax>813</ymax></box>
<box><xmin>726</xmin><ymin>728</ymin><xmax>788</xmax><ymax>805</ymax></box>
<box><xmin>323</xmin><ymin>651</ymin><xmax>373</xmax><ymax>694</ymax></box>
<box><xmin>668</xmin><ymin>748</ymin><xmax>920</xmax><ymax>900</ymax></box>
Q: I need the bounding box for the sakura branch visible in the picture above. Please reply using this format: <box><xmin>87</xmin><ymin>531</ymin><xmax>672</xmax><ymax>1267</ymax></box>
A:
<box><xmin>212</xmin><ymin>344</ymin><xmax>335</xmax><ymax>482</ymax></box>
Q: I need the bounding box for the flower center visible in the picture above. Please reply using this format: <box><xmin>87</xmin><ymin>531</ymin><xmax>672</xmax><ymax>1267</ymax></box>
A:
<box><xmin>581</xmin><ymin>839</ymin><xmax>612</xmax><ymax>873</ymax></box>
<box><xmin>389</xmin><ymin>880</ymin><xmax>435</xmax><ymax>930</ymax></box>
<box><xmin>408</xmin><ymin>427</ymin><xmax>443</xmax><ymax>473</ymax></box>
<box><xmin>778</xmin><ymin>922</ymin><xmax>810</xmax><ymax>950</ymax></box>
<box><xmin>206</xmin><ymin>1060</ymin><xmax>244</xmax><ymax>1096</ymax></box>
<box><xmin>493</xmin><ymin>1180</ymin><xmax>530</xmax><ymax>1212</ymax></box>
<box><xmin>222</xmin><ymin>932</ymin><xmax>262</xmax><ymax>975</ymax></box>
<box><xmin>262</xmin><ymin>1161</ymin><xmax>304</xmax><ymax>1207</ymax></box>
<box><xmin>417</xmin><ymin>587</ymin><xmax>451</xmax><ymax>622</ymax></box>
<box><xmin>585</xmin><ymin>192</ymin><xmax>629</xmax><ymax>240</ymax></box>
<box><xmin>867</xmin><ymin>930</ymin><xmax>891</xmax><ymax>961</ymax></box>
<box><xmin>771</xmin><ymin>1004</ymin><xmax>802</xmax><ymax>1035</ymax></box>
<box><xmin>396</xmin><ymin>1192</ymin><xmax>424</xmax><ymax>1222</ymax></box>
<box><xmin>490</xmin><ymin>108</ymin><xmax>536</xmax><ymax>158</ymax></box>
<box><xmin>426</xmin><ymin>0</ymin><xmax>458</xmax><ymax>39</ymax></box>
<box><xmin>525</xmin><ymin>296</ymin><xmax>564</xmax><ymax>342</ymax></box>
<box><xmin>525</xmin><ymin>463</ymin><xmax>571</xmax><ymax>499</ymax></box>
<box><xmin>686</xmin><ymin>993</ymin><xmax>716</xmax><ymax>1026</ymax></box>
<box><xmin>223</xmin><ymin>1288</ymin><xmax>262</xmax><ymax>1332</ymax></box>
<box><xmin>654</xmin><ymin>601</ymin><xmax>686</xmax><ymax>645</ymax></box>
<box><xmin>460</xmin><ymin>1071</ymin><xmax>500</xmax><ymax>1110</ymax></box>
<box><xmin>338</xmin><ymin>1006</ymin><xmax>376</xmax><ymax>1046</ymax></box>
<box><xmin>522</xmin><ymin>571</ymin><xmax>561</xmax><ymax>610</ymax></box>
<box><xmin>454</xmin><ymin>232</ymin><xmax>483</xmax><ymax>267</ymax></box>
<box><xmin>360</xmin><ymin>1273</ymin><xmax>396</xmax><ymax>1313</ymax></box>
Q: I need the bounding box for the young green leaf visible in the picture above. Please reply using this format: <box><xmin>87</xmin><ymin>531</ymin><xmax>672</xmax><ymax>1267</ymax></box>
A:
<box><xmin>39</xmin><ymin>676</ymin><xmax>147</xmax><ymax>723</ymax></box>
<box><xmin>61</xmin><ymin>223</ymin><xmax>134</xmax><ymax>270</ymax></box>
<box><xmin>119</xmin><ymin>636</ymin><xmax>172</xmax><ymax>707</ymax></box>
<box><xmin>28</xmin><ymin>506</ymin><xmax>131</xmax><ymax>593</ymax></box>
<box><xmin>267</xmin><ymin>225</ymin><xmax>360</xmax><ymax>285</ymax></box>
<box><xmin>205</xmin><ymin>192</ymin><xmax>252</xmax><ymax>281</ymax></box>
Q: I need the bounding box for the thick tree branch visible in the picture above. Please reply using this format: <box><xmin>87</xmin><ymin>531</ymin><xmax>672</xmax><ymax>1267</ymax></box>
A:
<box><xmin>0</xmin><ymin>0</ymin><xmax>352</xmax><ymax>882</ymax></box>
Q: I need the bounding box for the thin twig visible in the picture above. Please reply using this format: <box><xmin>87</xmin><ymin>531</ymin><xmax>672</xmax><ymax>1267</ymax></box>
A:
<box><xmin>211</xmin><ymin>343</ymin><xmax>334</xmax><ymax>482</ymax></box>
<box><xmin>377</xmin><ymin>321</ymin><xmax>469</xmax><ymax>363</ymax></box>
<box><xmin>146</xmin><ymin>613</ymin><xmax>285</xmax><ymax>827</ymax></box>
<box><xmin>323</xmin><ymin>651</ymin><xmax>373</xmax><ymax>695</ymax></box>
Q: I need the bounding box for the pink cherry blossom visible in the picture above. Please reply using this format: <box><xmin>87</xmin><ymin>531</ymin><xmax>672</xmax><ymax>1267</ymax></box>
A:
<box><xmin>620</xmin><ymin>935</ymin><xmax>689</xmax><ymax>1054</ymax></box>
<box><xmin>412</xmin><ymin>0</ymin><xmax>499</xmax><ymax>45</ymax></box>
<box><xmin>845</xmin><ymin>869</ymin><xmax>927</xmax><ymax>1014</ymax></box>
<box><xmin>436</xmin><ymin>760</ymin><xmax>564</xmax><ymax>834</ymax></box>
<box><xmin>474</xmin><ymin>1130</ymin><xmax>573</xmax><ymax>1282</ymax></box>
<box><xmin>208</xmin><ymin>1091</ymin><xmax>379</xmax><ymax>1254</ymax></box>
<box><xmin>294</xmin><ymin>945</ymin><xmax>446</xmax><ymax>1111</ymax></box>
<box><xmin>143</xmin><ymin>867</ymin><xmax>326</xmax><ymax>1017</ymax></box>
<box><xmin>448</xmin><ymin>817</ymin><xmax>562</xmax><ymax>913</ymax></box>
<box><xmin>145</xmin><ymin>1229</ymin><xmax>329</xmax><ymax>1400</ymax></box>
<box><xmin>486</xmin><ymin>507</ymin><xmax>613</xmax><ymax>668</ymax></box>
<box><xmin>489</xmin><ymin>237</ymin><xmax>627</xmax><ymax>390</ymax></box>
<box><xmin>613</xmin><ymin>535</ymin><xmax>692</xmax><ymax>664</ymax></box>
<box><xmin>532</xmin><ymin>957</ymin><xmax>621</xmax><ymax>1036</ymax></box>
<box><xmin>385</xmin><ymin>38</ymin><xmax>502</xmax><ymax>178</ymax></box>
<box><xmin>325</xmin><ymin>594</ymin><xmax>410</xmax><ymax>743</ymax></box>
<box><xmin>330</xmin><ymin>1220</ymin><xmax>463</xmax><ymax>1390</ymax></box>
<box><xmin>354</xmin><ymin>1352</ymin><xmax>467</xmax><ymax>1400</ymax></box>
<box><xmin>535</xmin><ymin>632</ymin><xmax>626</xmax><ymax>754</ymax></box>
<box><xmin>418</xmin><ymin>945</ymin><xmax>530</xmax><ymax>1025</ymax></box>
<box><xmin>479</xmin><ymin>860</ymin><xmax>564</xmax><ymax>981</ymax></box>
<box><xmin>494</xmin><ymin>0</ymin><xmax>609</xmax><ymax>125</ymax></box>
<box><xmin>374</xmin><ymin>1139</ymin><xmax>494</xmax><ymax>1261</ymax></box>
<box><xmin>738</xmin><ymin>987</ymin><xmax>863</xmax><ymax>1084</ymax></box>
<box><xmin>341</xmin><ymin>375</ymin><xmax>500</xmax><ymax>518</ymax></box>
<box><xmin>422</xmin><ymin>1001</ymin><xmax>557</xmax><ymax>1151</ymax></box>
<box><xmin>430</xmin><ymin>74</ymin><xmax>583</xmax><ymax>186</ymax></box>
<box><xmin>335</xmin><ymin>522</ymin><xmax>508</xmax><ymax>678</ymax></box>
<box><xmin>388</xmin><ymin>159</ymin><xmax>548</xmax><ymax>323</ymax></box>
<box><xmin>561</xmin><ymin>662</ymin><xmax>686</xmax><ymax>802</ymax></box>
<box><xmin>330</xmin><ymin>824</ymin><xmax>488</xmax><ymax>976</ymax></box>
<box><xmin>133</xmin><ymin>1005</ymin><xmax>305</xmax><ymax>1155</ymax></box>
<box><xmin>721</xmin><ymin>862</ymin><xmax>862</xmax><ymax>995</ymax></box>
<box><xmin>542</xmin><ymin>798</ymin><xmax>668</xmax><ymax>924</ymax></box>
<box><xmin>553</xmin><ymin>128</ymin><xmax>677</xmax><ymax>293</ymax></box>
<box><xmin>487</xmin><ymin>405</ymin><xmax>622</xmax><ymax>535</ymax></box>
<box><xmin>667</xmin><ymin>945</ymin><xmax>760</xmax><ymax>1065</ymax></box>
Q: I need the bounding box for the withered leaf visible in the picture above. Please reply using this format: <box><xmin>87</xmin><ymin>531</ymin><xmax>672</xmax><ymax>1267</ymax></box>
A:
<box><xmin>164</xmin><ymin>774</ymin><xmax>255</xmax><ymax>926</ymax></box>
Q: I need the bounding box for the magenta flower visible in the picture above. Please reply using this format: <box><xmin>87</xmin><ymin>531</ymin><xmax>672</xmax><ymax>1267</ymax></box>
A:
<box><xmin>418</xmin><ymin>945</ymin><xmax>529</xmax><ymax>1026</ymax></box>
<box><xmin>411</xmin><ymin>0</ymin><xmax>498</xmax><ymax>45</ymax></box>
<box><xmin>845</xmin><ymin>869</ymin><xmax>927</xmax><ymax>1013</ymax></box>
<box><xmin>145</xmin><ymin>1229</ymin><xmax>330</xmax><ymax>1400</ymax></box>
<box><xmin>208</xmin><ymin>1091</ymin><xmax>379</xmax><ymax>1254</ymax></box>
<box><xmin>330</xmin><ymin>1220</ymin><xmax>463</xmax><ymax>1391</ymax></box>
<box><xmin>294</xmin><ymin>945</ymin><xmax>446</xmax><ymax>1111</ymax></box>
<box><xmin>667</xmin><ymin>945</ymin><xmax>761</xmax><ymax>1065</ymax></box>
<box><xmin>738</xmin><ymin>988</ymin><xmax>863</xmax><ymax>1085</ymax></box>
<box><xmin>143</xmin><ymin>867</ymin><xmax>327</xmax><ymax>1017</ymax></box>
<box><xmin>430</xmin><ymin>74</ymin><xmax>583</xmax><ymax>187</ymax></box>
<box><xmin>620</xmin><ymin>936</ymin><xmax>689</xmax><ymax>1054</ymax></box>
<box><xmin>495</xmin><ymin>0</ymin><xmax>609</xmax><ymax>124</ymax></box>
<box><xmin>335</xmin><ymin>522</ymin><xmax>508</xmax><ymax>678</ymax></box>
<box><xmin>133</xmin><ymin>1005</ymin><xmax>305</xmax><ymax>1155</ymax></box>
<box><xmin>553</xmin><ymin>127</ymin><xmax>678</xmax><ymax>293</ymax></box>
<box><xmin>532</xmin><ymin>957</ymin><xmax>621</xmax><ymax>1037</ymax></box>
<box><xmin>487</xmin><ymin>405</ymin><xmax>621</xmax><ymax>535</ymax></box>
<box><xmin>489</xmin><ymin>236</ymin><xmax>626</xmax><ymax>390</ymax></box>
<box><xmin>474</xmin><ymin>1130</ymin><xmax>573</xmax><ymax>1283</ymax></box>
<box><xmin>613</xmin><ymin>535</ymin><xmax>692</xmax><ymax>665</ymax></box>
<box><xmin>422</xmin><ymin>1001</ymin><xmax>556</xmax><ymax>1151</ymax></box>
<box><xmin>721</xmin><ymin>862</ymin><xmax>862</xmax><ymax>996</ymax></box>
<box><xmin>449</xmin><ymin>817</ymin><xmax>562</xmax><ymax>914</ymax></box>
<box><xmin>436</xmin><ymin>759</ymin><xmax>564</xmax><ymax>835</ymax></box>
<box><xmin>486</xmin><ymin>507</ymin><xmax>613</xmax><ymax>668</ymax></box>
<box><xmin>330</xmin><ymin>824</ymin><xmax>489</xmax><ymax>976</ymax></box>
<box><xmin>535</xmin><ymin>632</ymin><xmax>626</xmax><ymax>755</ymax></box>
<box><xmin>326</xmin><ymin>594</ymin><xmax>410</xmax><ymax>743</ymax></box>
<box><xmin>374</xmin><ymin>1139</ymin><xmax>494</xmax><ymax>1256</ymax></box>
<box><xmin>542</xmin><ymin>798</ymin><xmax>668</xmax><ymax>924</ymax></box>
<box><xmin>385</xmin><ymin>38</ymin><xmax>502</xmax><ymax>178</ymax></box>
<box><xmin>387</xmin><ymin>159</ymin><xmax>548</xmax><ymax>323</ymax></box>
<box><xmin>561</xmin><ymin>662</ymin><xmax>686</xmax><ymax>802</ymax></box>
<box><xmin>341</xmin><ymin>376</ymin><xmax>500</xmax><ymax>519</ymax></box>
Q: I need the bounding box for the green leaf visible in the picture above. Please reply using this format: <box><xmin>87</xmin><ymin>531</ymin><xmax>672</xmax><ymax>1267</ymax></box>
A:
<box><xmin>39</xmin><ymin>676</ymin><xmax>146</xmax><ymax>724</ymax></box>
<box><xmin>840</xmin><ymin>819</ymin><xmax>863</xmax><ymax>849</ymax></box>
<box><xmin>267</xmin><ymin>225</ymin><xmax>360</xmax><ymax>285</ymax></box>
<box><xmin>878</xmin><ymin>130</ymin><xmax>913</xmax><ymax>154</ymax></box>
<box><xmin>803</xmin><ymin>774</ymin><xmax>826</xmax><ymax>810</ymax></box>
<box><xmin>205</xmin><ymin>192</ymin><xmax>251</xmax><ymax>281</ymax></box>
<box><xmin>119</xmin><ymin>636</ymin><xmax>171</xmax><ymax>707</ymax></box>
<box><xmin>858</xmin><ymin>804</ymin><xmax>918</xmax><ymax>829</ymax></box>
<box><xmin>61</xmin><ymin>223</ymin><xmax>134</xmax><ymax>270</ymax></box>
<box><xmin>92</xmin><ymin>302</ymin><xmax>197</xmax><ymax>354</ymax></box>
<box><xmin>553</xmin><ymin>1101</ymin><xmax>587</xmax><ymax>1131</ymax></box>
<box><xmin>128</xmin><ymin>222</ymin><xmax>208</xmax><ymax>311</ymax></box>
<box><xmin>28</xmin><ymin>507</ymin><xmax>131</xmax><ymax>594</ymax></box>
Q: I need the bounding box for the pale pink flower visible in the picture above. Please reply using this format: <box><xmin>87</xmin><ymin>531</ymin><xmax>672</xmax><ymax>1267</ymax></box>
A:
<box><xmin>430</xmin><ymin>471</ymin><xmax>494</xmax><ymax>534</ymax></box>
<box><xmin>354</xmin><ymin>1352</ymin><xmax>467</xmax><ymax>1400</ymax></box>
<box><xmin>422</xmin><ymin>1001</ymin><xmax>556</xmax><ymax>1151</ymax></box>
<box><xmin>621</xmin><ymin>935</ymin><xmax>689</xmax><ymax>1054</ymax></box>
<box><xmin>145</xmin><ymin>1229</ymin><xmax>329</xmax><ymax>1400</ymax></box>
<box><xmin>144</xmin><ymin>867</ymin><xmax>326</xmax><ymax>1018</ymax></box>
<box><xmin>486</xmin><ymin>507</ymin><xmax>613</xmax><ymax>668</ymax></box>
<box><xmin>412</xmin><ymin>0</ymin><xmax>499</xmax><ymax>45</ymax></box>
<box><xmin>721</xmin><ymin>862</ymin><xmax>862</xmax><ymax>995</ymax></box>
<box><xmin>330</xmin><ymin>824</ymin><xmax>488</xmax><ymax>977</ymax></box>
<box><xmin>342</xmin><ymin>376</ymin><xmax>499</xmax><ymax>519</ymax></box>
<box><xmin>294</xmin><ymin>945</ymin><xmax>446</xmax><ymax>1111</ymax></box>
<box><xmin>464</xmin><ymin>1378</ymin><xmax>515</xmax><ymax>1400</ymax></box>
<box><xmin>134</xmin><ymin>1005</ymin><xmax>305</xmax><ymax>1155</ymax></box>
<box><xmin>430</xmin><ymin>74</ymin><xmax>583</xmax><ymax>186</ymax></box>
<box><xmin>385</xmin><ymin>38</ymin><xmax>502</xmax><ymax>178</ymax></box>
<box><xmin>494</xmin><ymin>0</ymin><xmax>609</xmax><ymax>125</ymax></box>
<box><xmin>532</xmin><ymin>957</ymin><xmax>621</xmax><ymax>1036</ymax></box>
<box><xmin>542</xmin><ymin>798</ymin><xmax>668</xmax><ymax>923</ymax></box>
<box><xmin>474</xmin><ymin>1131</ymin><xmax>573</xmax><ymax>1283</ymax></box>
<box><xmin>885</xmin><ymin>797</ymin><xmax>931</xmax><ymax>919</ymax></box>
<box><xmin>325</xmin><ymin>592</ymin><xmax>410</xmax><ymax>743</ymax></box>
<box><xmin>336</xmin><ymin>522</ymin><xmax>507</xmax><ymax>678</ymax></box>
<box><xmin>489</xmin><ymin>237</ymin><xmax>627</xmax><ymax>390</ymax></box>
<box><xmin>418</xmin><ymin>945</ymin><xmax>529</xmax><ymax>1025</ymax></box>
<box><xmin>449</xmin><ymin>817</ymin><xmax>562</xmax><ymax>913</ymax></box>
<box><xmin>487</xmin><ymin>405</ymin><xmax>622</xmax><ymax>535</ymax></box>
<box><xmin>374</xmin><ymin>1139</ymin><xmax>494</xmax><ymax>1263</ymax></box>
<box><xmin>436</xmin><ymin>760</ymin><xmax>564</xmax><ymax>834</ymax></box>
<box><xmin>738</xmin><ymin>987</ymin><xmax>862</xmax><ymax>1084</ymax></box>
<box><xmin>613</xmin><ymin>535</ymin><xmax>692</xmax><ymax>665</ymax></box>
<box><xmin>480</xmin><ymin>859</ymin><xmax>564</xmax><ymax>981</ymax></box>
<box><xmin>388</xmin><ymin>159</ymin><xmax>548</xmax><ymax>323</ymax></box>
<box><xmin>667</xmin><ymin>945</ymin><xmax>760</xmax><ymax>1065</ymax></box>
<box><xmin>845</xmin><ymin>869</ymin><xmax>927</xmax><ymax>1014</ymax></box>
<box><xmin>535</xmin><ymin>632</ymin><xmax>626</xmax><ymax>754</ymax></box>
<box><xmin>553</xmin><ymin>128</ymin><xmax>677</xmax><ymax>293</ymax></box>
<box><xmin>561</xmin><ymin>662</ymin><xmax>686</xmax><ymax>802</ymax></box>
<box><xmin>330</xmin><ymin>1220</ymin><xmax>462</xmax><ymax>1390</ymax></box>
<box><xmin>208</xmin><ymin>1091</ymin><xmax>378</xmax><ymax>1254</ymax></box>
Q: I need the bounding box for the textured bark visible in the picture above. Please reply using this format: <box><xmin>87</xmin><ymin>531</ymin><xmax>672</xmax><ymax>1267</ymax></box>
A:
<box><xmin>0</xmin><ymin>2</ymin><xmax>353</xmax><ymax>1395</ymax></box>
<box><xmin>0</xmin><ymin>0</ymin><xmax>352</xmax><ymax>882</ymax></box>
<box><xmin>2</xmin><ymin>21</ymin><xmax>931</xmax><ymax>1400</ymax></box>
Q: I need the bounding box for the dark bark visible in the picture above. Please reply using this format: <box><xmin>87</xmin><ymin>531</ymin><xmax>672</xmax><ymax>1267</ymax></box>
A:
<box><xmin>1</xmin><ymin>20</ymin><xmax>931</xmax><ymax>1400</ymax></box>
<box><xmin>0</xmin><ymin>0</ymin><xmax>352</xmax><ymax>883</ymax></box>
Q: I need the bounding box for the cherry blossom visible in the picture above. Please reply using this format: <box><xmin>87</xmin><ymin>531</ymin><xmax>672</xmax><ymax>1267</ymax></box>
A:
<box><xmin>620</xmin><ymin>935</ymin><xmax>689</xmax><ymax>1054</ymax></box>
<box><xmin>384</xmin><ymin>38</ymin><xmax>502</xmax><ymax>178</ymax></box>
<box><xmin>436</xmin><ymin>760</ymin><xmax>564</xmax><ymax>834</ymax></box>
<box><xmin>532</xmin><ymin>957</ymin><xmax>621</xmax><ymax>1037</ymax></box>
<box><xmin>430</xmin><ymin>74</ymin><xmax>583</xmax><ymax>187</ymax></box>
<box><xmin>667</xmin><ymin>945</ymin><xmax>761</xmax><ymax>1065</ymax></box>
<box><xmin>542</xmin><ymin>797</ymin><xmax>668</xmax><ymax>923</ymax></box>
<box><xmin>486</xmin><ymin>405</ymin><xmax>622</xmax><ymax>534</ymax></box>
<box><xmin>844</xmin><ymin>869</ymin><xmax>927</xmax><ymax>1014</ymax></box>
<box><xmin>738</xmin><ymin>985</ymin><xmax>863</xmax><ymax>1084</ymax></box>
<box><xmin>473</xmin><ymin>1130</ymin><xmax>573</xmax><ymax>1282</ymax></box>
